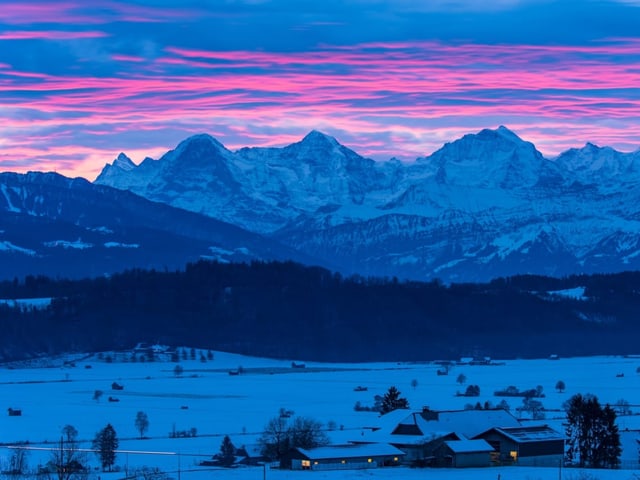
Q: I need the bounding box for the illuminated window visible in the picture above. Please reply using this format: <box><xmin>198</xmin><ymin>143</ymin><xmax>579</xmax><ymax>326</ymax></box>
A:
<box><xmin>301</xmin><ymin>460</ymin><xmax>310</xmax><ymax>467</ymax></box>
<box><xmin>510</xmin><ymin>450</ymin><xmax>518</xmax><ymax>462</ymax></box>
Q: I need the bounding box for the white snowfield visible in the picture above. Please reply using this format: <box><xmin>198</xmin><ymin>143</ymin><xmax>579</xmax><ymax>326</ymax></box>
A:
<box><xmin>0</xmin><ymin>352</ymin><xmax>639</xmax><ymax>480</ymax></box>
<box><xmin>0</xmin><ymin>297</ymin><xmax>52</xmax><ymax>309</ymax></box>
<box><xmin>43</xmin><ymin>239</ymin><xmax>93</xmax><ymax>249</ymax></box>
<box><xmin>0</xmin><ymin>241</ymin><xmax>36</xmax><ymax>256</ymax></box>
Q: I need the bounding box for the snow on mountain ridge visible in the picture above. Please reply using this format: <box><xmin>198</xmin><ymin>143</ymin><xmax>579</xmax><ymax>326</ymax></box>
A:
<box><xmin>91</xmin><ymin>127</ymin><xmax>640</xmax><ymax>281</ymax></box>
<box><xmin>554</xmin><ymin>142</ymin><xmax>640</xmax><ymax>186</ymax></box>
<box><xmin>114</xmin><ymin>153</ymin><xmax>135</xmax><ymax>171</ymax></box>
<box><xmin>420</xmin><ymin>125</ymin><xmax>552</xmax><ymax>189</ymax></box>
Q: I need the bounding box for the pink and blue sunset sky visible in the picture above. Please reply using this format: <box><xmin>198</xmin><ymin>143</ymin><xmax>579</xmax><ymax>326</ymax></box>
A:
<box><xmin>1</xmin><ymin>0</ymin><xmax>640</xmax><ymax>179</ymax></box>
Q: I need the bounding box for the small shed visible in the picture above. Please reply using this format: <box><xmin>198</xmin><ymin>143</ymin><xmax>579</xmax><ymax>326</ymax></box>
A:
<box><xmin>287</xmin><ymin>443</ymin><xmax>405</xmax><ymax>470</ymax></box>
<box><xmin>433</xmin><ymin>439</ymin><xmax>493</xmax><ymax>468</ymax></box>
<box><xmin>474</xmin><ymin>425</ymin><xmax>564</xmax><ymax>466</ymax></box>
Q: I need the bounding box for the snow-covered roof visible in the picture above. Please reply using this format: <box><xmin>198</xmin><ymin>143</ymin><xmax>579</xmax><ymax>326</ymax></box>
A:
<box><xmin>371</xmin><ymin>408</ymin><xmax>413</xmax><ymax>431</ymax></box>
<box><xmin>481</xmin><ymin>425</ymin><xmax>565</xmax><ymax>443</ymax></box>
<box><xmin>354</xmin><ymin>408</ymin><xmax>521</xmax><ymax>445</ymax></box>
<box><xmin>445</xmin><ymin>439</ymin><xmax>494</xmax><ymax>453</ymax></box>
<box><xmin>356</xmin><ymin>430</ymin><xmax>457</xmax><ymax>446</ymax></box>
<box><xmin>400</xmin><ymin>409</ymin><xmax>521</xmax><ymax>439</ymax></box>
<box><xmin>296</xmin><ymin>443</ymin><xmax>405</xmax><ymax>460</ymax></box>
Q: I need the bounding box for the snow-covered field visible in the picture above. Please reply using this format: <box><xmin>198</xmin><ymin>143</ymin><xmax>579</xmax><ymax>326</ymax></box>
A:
<box><xmin>2</xmin><ymin>351</ymin><xmax>640</xmax><ymax>480</ymax></box>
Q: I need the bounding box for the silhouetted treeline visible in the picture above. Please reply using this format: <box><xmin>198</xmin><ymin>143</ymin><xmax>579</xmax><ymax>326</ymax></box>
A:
<box><xmin>1</xmin><ymin>261</ymin><xmax>640</xmax><ymax>362</ymax></box>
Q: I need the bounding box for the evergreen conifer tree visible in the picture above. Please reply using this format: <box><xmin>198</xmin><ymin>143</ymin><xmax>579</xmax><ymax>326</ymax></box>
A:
<box><xmin>92</xmin><ymin>423</ymin><xmax>118</xmax><ymax>471</ymax></box>
<box><xmin>219</xmin><ymin>435</ymin><xmax>236</xmax><ymax>466</ymax></box>
<box><xmin>600</xmin><ymin>404</ymin><xmax>621</xmax><ymax>469</ymax></box>
<box><xmin>380</xmin><ymin>386</ymin><xmax>409</xmax><ymax>414</ymax></box>
<box><xmin>565</xmin><ymin>393</ymin><xmax>621</xmax><ymax>468</ymax></box>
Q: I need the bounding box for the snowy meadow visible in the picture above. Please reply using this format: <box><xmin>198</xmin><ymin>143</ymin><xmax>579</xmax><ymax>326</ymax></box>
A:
<box><xmin>1</xmin><ymin>351</ymin><xmax>640</xmax><ymax>480</ymax></box>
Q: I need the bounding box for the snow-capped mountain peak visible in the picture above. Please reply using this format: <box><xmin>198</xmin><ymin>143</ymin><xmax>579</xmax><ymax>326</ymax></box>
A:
<box><xmin>284</xmin><ymin>130</ymin><xmax>348</xmax><ymax>162</ymax></box>
<box><xmin>554</xmin><ymin>142</ymin><xmax>640</xmax><ymax>184</ymax></box>
<box><xmin>494</xmin><ymin>125</ymin><xmax>523</xmax><ymax>142</ymax></box>
<box><xmin>114</xmin><ymin>153</ymin><xmax>136</xmax><ymax>171</ymax></box>
<box><xmin>300</xmin><ymin>129</ymin><xmax>339</xmax><ymax>147</ymax></box>
<box><xmin>174</xmin><ymin>133</ymin><xmax>226</xmax><ymax>152</ymax></box>
<box><xmin>94</xmin><ymin>153</ymin><xmax>136</xmax><ymax>184</ymax></box>
<box><xmin>417</xmin><ymin>126</ymin><xmax>549</xmax><ymax>189</ymax></box>
<box><xmin>160</xmin><ymin>133</ymin><xmax>230</xmax><ymax>166</ymax></box>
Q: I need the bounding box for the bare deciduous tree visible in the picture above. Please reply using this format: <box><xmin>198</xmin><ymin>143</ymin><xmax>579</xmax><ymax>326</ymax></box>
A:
<box><xmin>49</xmin><ymin>425</ymin><xmax>87</xmax><ymax>480</ymax></box>
<box><xmin>135</xmin><ymin>411</ymin><xmax>150</xmax><ymax>438</ymax></box>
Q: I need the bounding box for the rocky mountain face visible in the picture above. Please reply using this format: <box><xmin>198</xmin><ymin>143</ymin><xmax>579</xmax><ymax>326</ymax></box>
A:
<box><xmin>0</xmin><ymin>172</ymin><xmax>313</xmax><ymax>280</ymax></box>
<box><xmin>92</xmin><ymin>127</ymin><xmax>640</xmax><ymax>282</ymax></box>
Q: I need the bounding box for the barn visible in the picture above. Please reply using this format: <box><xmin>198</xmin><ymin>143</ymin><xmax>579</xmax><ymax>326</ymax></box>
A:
<box><xmin>433</xmin><ymin>439</ymin><xmax>494</xmax><ymax>467</ymax></box>
<box><xmin>286</xmin><ymin>443</ymin><xmax>405</xmax><ymax>470</ymax></box>
<box><xmin>474</xmin><ymin>425</ymin><xmax>565</xmax><ymax>466</ymax></box>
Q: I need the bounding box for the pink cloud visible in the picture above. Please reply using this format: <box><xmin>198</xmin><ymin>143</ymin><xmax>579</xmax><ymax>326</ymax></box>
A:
<box><xmin>111</xmin><ymin>54</ymin><xmax>146</xmax><ymax>63</ymax></box>
<box><xmin>0</xmin><ymin>30</ymin><xmax>108</xmax><ymax>40</ymax></box>
<box><xmin>0</xmin><ymin>2</ymin><xmax>101</xmax><ymax>24</ymax></box>
<box><xmin>0</xmin><ymin>1</ymin><xmax>200</xmax><ymax>25</ymax></box>
<box><xmin>3</xmin><ymin>39</ymin><xmax>640</xmax><ymax>177</ymax></box>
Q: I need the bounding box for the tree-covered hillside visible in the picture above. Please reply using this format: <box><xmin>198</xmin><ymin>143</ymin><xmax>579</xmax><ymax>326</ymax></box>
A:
<box><xmin>1</xmin><ymin>261</ymin><xmax>639</xmax><ymax>362</ymax></box>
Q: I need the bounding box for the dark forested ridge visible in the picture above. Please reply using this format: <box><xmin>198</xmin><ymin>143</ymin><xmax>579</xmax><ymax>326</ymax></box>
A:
<box><xmin>0</xmin><ymin>261</ymin><xmax>639</xmax><ymax>362</ymax></box>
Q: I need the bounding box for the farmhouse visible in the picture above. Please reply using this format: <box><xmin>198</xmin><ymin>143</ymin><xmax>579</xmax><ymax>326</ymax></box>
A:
<box><xmin>285</xmin><ymin>443</ymin><xmax>405</xmax><ymax>470</ymax></box>
<box><xmin>354</xmin><ymin>407</ymin><xmax>547</xmax><ymax>467</ymax></box>
<box><xmin>474</xmin><ymin>425</ymin><xmax>565</xmax><ymax>466</ymax></box>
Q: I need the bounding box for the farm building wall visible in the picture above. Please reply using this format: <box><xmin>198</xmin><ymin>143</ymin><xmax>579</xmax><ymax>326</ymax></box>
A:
<box><xmin>477</xmin><ymin>431</ymin><xmax>564</xmax><ymax>466</ymax></box>
<box><xmin>392</xmin><ymin>432</ymin><xmax>458</xmax><ymax>464</ymax></box>
<box><xmin>291</xmin><ymin>458</ymin><xmax>378</xmax><ymax>470</ymax></box>
<box><xmin>479</xmin><ymin>431</ymin><xmax>517</xmax><ymax>463</ymax></box>
<box><xmin>432</xmin><ymin>442</ymin><xmax>491</xmax><ymax>468</ymax></box>
<box><xmin>453</xmin><ymin>451</ymin><xmax>491</xmax><ymax>468</ymax></box>
<box><xmin>519</xmin><ymin>440</ymin><xmax>565</xmax><ymax>458</ymax></box>
<box><xmin>394</xmin><ymin>444</ymin><xmax>428</xmax><ymax>463</ymax></box>
<box><xmin>516</xmin><ymin>453</ymin><xmax>564</xmax><ymax>467</ymax></box>
<box><xmin>288</xmin><ymin>448</ymin><xmax>403</xmax><ymax>471</ymax></box>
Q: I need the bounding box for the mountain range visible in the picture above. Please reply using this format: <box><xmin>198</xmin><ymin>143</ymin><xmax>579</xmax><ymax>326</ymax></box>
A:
<box><xmin>2</xmin><ymin>126</ymin><xmax>640</xmax><ymax>282</ymax></box>
<box><xmin>95</xmin><ymin>126</ymin><xmax>640</xmax><ymax>282</ymax></box>
<box><xmin>0</xmin><ymin>172</ymin><xmax>312</xmax><ymax>280</ymax></box>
